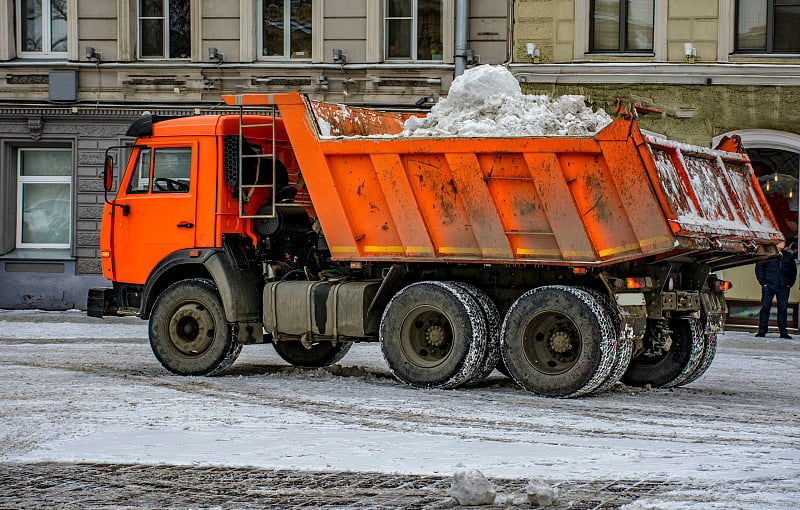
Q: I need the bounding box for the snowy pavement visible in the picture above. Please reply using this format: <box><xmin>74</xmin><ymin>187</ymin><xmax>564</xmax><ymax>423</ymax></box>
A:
<box><xmin>1</xmin><ymin>310</ymin><xmax>799</xmax><ymax>509</ymax></box>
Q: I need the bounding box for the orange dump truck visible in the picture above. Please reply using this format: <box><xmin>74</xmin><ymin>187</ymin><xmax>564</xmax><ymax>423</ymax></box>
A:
<box><xmin>89</xmin><ymin>91</ymin><xmax>781</xmax><ymax>397</ymax></box>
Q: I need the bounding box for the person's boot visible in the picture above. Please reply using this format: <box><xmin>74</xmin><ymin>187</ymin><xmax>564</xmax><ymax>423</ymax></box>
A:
<box><xmin>755</xmin><ymin>330</ymin><xmax>767</xmax><ymax>337</ymax></box>
<box><xmin>780</xmin><ymin>331</ymin><xmax>792</xmax><ymax>339</ymax></box>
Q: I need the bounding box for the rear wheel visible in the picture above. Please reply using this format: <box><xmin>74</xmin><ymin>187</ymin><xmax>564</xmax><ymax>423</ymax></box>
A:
<box><xmin>501</xmin><ymin>286</ymin><xmax>616</xmax><ymax>397</ymax></box>
<box><xmin>273</xmin><ymin>340</ymin><xmax>352</xmax><ymax>368</ymax></box>
<box><xmin>580</xmin><ymin>288</ymin><xmax>631</xmax><ymax>394</ymax></box>
<box><xmin>451</xmin><ymin>282</ymin><xmax>501</xmax><ymax>387</ymax></box>
<box><xmin>380</xmin><ymin>281</ymin><xmax>486</xmax><ymax>389</ymax></box>
<box><xmin>149</xmin><ymin>279</ymin><xmax>242</xmax><ymax>376</ymax></box>
<box><xmin>621</xmin><ymin>318</ymin><xmax>703</xmax><ymax>388</ymax></box>
<box><xmin>675</xmin><ymin>330</ymin><xmax>717</xmax><ymax>386</ymax></box>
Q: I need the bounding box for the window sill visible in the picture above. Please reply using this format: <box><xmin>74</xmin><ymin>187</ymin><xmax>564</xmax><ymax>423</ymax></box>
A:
<box><xmin>0</xmin><ymin>249</ymin><xmax>73</xmax><ymax>261</ymax></box>
<box><xmin>258</xmin><ymin>57</ymin><xmax>313</xmax><ymax>62</ymax></box>
<box><xmin>16</xmin><ymin>54</ymin><xmax>69</xmax><ymax>60</ymax></box>
<box><xmin>729</xmin><ymin>53</ymin><xmax>800</xmax><ymax>62</ymax></box>
<box><xmin>584</xmin><ymin>52</ymin><xmax>656</xmax><ymax>58</ymax></box>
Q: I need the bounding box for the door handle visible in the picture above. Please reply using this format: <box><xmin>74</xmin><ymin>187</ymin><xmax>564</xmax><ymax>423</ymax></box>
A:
<box><xmin>177</xmin><ymin>222</ymin><xmax>194</xmax><ymax>229</ymax></box>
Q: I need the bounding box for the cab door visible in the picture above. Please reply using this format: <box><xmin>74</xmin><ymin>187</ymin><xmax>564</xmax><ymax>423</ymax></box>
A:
<box><xmin>111</xmin><ymin>142</ymin><xmax>198</xmax><ymax>285</ymax></box>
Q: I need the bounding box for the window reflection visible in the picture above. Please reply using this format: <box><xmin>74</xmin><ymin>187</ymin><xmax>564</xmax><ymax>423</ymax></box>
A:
<box><xmin>736</xmin><ymin>0</ymin><xmax>800</xmax><ymax>53</ymax></box>
<box><xmin>23</xmin><ymin>0</ymin><xmax>42</xmax><ymax>52</ymax></box>
<box><xmin>385</xmin><ymin>0</ymin><xmax>442</xmax><ymax>60</ymax></box>
<box><xmin>139</xmin><ymin>0</ymin><xmax>191</xmax><ymax>59</ymax></box>
<box><xmin>591</xmin><ymin>0</ymin><xmax>653</xmax><ymax>52</ymax></box>
<box><xmin>262</xmin><ymin>0</ymin><xmax>312</xmax><ymax>59</ymax></box>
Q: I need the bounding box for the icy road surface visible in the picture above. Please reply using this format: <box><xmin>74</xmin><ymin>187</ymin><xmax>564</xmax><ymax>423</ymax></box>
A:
<box><xmin>1</xmin><ymin>309</ymin><xmax>799</xmax><ymax>509</ymax></box>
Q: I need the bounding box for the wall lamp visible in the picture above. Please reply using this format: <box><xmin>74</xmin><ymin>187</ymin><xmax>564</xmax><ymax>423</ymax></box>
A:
<box><xmin>332</xmin><ymin>48</ymin><xmax>348</xmax><ymax>64</ymax></box>
<box><xmin>85</xmin><ymin>46</ymin><xmax>101</xmax><ymax>63</ymax></box>
<box><xmin>208</xmin><ymin>47</ymin><xmax>224</xmax><ymax>63</ymax></box>
<box><xmin>526</xmin><ymin>42</ymin><xmax>540</xmax><ymax>64</ymax></box>
<box><xmin>684</xmin><ymin>43</ymin><xmax>697</xmax><ymax>64</ymax></box>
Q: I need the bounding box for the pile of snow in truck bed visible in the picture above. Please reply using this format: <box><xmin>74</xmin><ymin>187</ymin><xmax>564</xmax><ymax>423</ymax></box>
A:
<box><xmin>402</xmin><ymin>65</ymin><xmax>612</xmax><ymax>137</ymax></box>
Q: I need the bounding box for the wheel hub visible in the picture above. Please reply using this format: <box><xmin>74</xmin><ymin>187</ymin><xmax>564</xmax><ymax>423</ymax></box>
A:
<box><xmin>522</xmin><ymin>311</ymin><xmax>582</xmax><ymax>375</ymax></box>
<box><xmin>426</xmin><ymin>325</ymin><xmax>448</xmax><ymax>347</ymax></box>
<box><xmin>168</xmin><ymin>303</ymin><xmax>216</xmax><ymax>357</ymax></box>
<box><xmin>549</xmin><ymin>331</ymin><xmax>572</xmax><ymax>353</ymax></box>
<box><xmin>400</xmin><ymin>306</ymin><xmax>454</xmax><ymax>368</ymax></box>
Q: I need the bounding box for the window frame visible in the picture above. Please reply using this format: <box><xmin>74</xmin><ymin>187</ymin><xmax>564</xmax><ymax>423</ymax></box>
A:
<box><xmin>257</xmin><ymin>0</ymin><xmax>313</xmax><ymax>60</ymax></box>
<box><xmin>15</xmin><ymin>0</ymin><xmax>68</xmax><ymax>58</ymax></box>
<box><xmin>137</xmin><ymin>0</ymin><xmax>191</xmax><ymax>60</ymax></box>
<box><xmin>734</xmin><ymin>0</ymin><xmax>800</xmax><ymax>54</ymax></box>
<box><xmin>588</xmin><ymin>0</ymin><xmax>655</xmax><ymax>53</ymax></box>
<box><xmin>15</xmin><ymin>147</ymin><xmax>72</xmax><ymax>250</ymax></box>
<box><xmin>383</xmin><ymin>0</ymin><xmax>443</xmax><ymax>62</ymax></box>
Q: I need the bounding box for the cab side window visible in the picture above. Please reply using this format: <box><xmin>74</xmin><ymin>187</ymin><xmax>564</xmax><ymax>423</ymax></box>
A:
<box><xmin>126</xmin><ymin>148</ymin><xmax>152</xmax><ymax>194</ymax></box>
<box><xmin>152</xmin><ymin>148</ymin><xmax>191</xmax><ymax>194</ymax></box>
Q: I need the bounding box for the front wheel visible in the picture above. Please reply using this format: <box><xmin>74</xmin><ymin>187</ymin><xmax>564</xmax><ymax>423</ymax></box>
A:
<box><xmin>149</xmin><ymin>279</ymin><xmax>242</xmax><ymax>376</ymax></box>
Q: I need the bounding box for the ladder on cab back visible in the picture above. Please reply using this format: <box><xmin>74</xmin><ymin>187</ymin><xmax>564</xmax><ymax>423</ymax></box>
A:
<box><xmin>237</xmin><ymin>105</ymin><xmax>278</xmax><ymax>219</ymax></box>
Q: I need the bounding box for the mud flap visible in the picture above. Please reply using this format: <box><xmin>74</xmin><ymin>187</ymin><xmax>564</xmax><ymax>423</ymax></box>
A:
<box><xmin>700</xmin><ymin>291</ymin><xmax>727</xmax><ymax>334</ymax></box>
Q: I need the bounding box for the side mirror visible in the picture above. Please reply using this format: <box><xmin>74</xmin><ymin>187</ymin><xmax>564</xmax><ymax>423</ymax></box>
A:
<box><xmin>103</xmin><ymin>155</ymin><xmax>114</xmax><ymax>191</ymax></box>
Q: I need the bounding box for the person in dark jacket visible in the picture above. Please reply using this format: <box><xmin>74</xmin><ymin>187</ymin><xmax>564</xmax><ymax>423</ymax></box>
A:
<box><xmin>755</xmin><ymin>241</ymin><xmax>797</xmax><ymax>338</ymax></box>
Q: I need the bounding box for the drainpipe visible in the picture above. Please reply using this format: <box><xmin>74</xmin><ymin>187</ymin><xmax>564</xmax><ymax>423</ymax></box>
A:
<box><xmin>454</xmin><ymin>0</ymin><xmax>469</xmax><ymax>77</ymax></box>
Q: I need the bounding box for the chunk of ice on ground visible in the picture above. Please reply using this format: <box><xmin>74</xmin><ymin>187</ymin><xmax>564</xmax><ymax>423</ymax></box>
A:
<box><xmin>449</xmin><ymin>469</ymin><xmax>496</xmax><ymax>506</ymax></box>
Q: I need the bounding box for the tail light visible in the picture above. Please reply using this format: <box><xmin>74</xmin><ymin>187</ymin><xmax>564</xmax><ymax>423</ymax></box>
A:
<box><xmin>609</xmin><ymin>277</ymin><xmax>653</xmax><ymax>290</ymax></box>
<box><xmin>711</xmin><ymin>279</ymin><xmax>732</xmax><ymax>291</ymax></box>
<box><xmin>626</xmin><ymin>277</ymin><xmax>645</xmax><ymax>289</ymax></box>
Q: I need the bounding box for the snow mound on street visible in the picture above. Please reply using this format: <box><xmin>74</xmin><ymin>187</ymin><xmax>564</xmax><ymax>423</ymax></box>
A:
<box><xmin>403</xmin><ymin>65</ymin><xmax>612</xmax><ymax>137</ymax></box>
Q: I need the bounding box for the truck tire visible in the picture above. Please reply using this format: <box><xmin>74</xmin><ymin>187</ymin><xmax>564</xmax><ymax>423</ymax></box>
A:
<box><xmin>451</xmin><ymin>282</ymin><xmax>501</xmax><ymax>387</ymax></box>
<box><xmin>621</xmin><ymin>318</ymin><xmax>703</xmax><ymax>388</ymax></box>
<box><xmin>500</xmin><ymin>286</ymin><xmax>616</xmax><ymax>398</ymax></box>
<box><xmin>273</xmin><ymin>340</ymin><xmax>353</xmax><ymax>368</ymax></box>
<box><xmin>149</xmin><ymin>279</ymin><xmax>242</xmax><ymax>376</ymax></box>
<box><xmin>674</xmin><ymin>331</ymin><xmax>717</xmax><ymax>386</ymax></box>
<box><xmin>579</xmin><ymin>288</ymin><xmax>632</xmax><ymax>394</ymax></box>
<box><xmin>380</xmin><ymin>281</ymin><xmax>486</xmax><ymax>389</ymax></box>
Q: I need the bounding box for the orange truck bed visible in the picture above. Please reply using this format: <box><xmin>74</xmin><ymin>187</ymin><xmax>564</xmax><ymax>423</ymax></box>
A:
<box><xmin>224</xmin><ymin>92</ymin><xmax>781</xmax><ymax>268</ymax></box>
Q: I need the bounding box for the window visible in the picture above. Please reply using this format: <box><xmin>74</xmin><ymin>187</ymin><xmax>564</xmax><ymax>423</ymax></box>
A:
<box><xmin>138</xmin><ymin>0</ymin><xmax>190</xmax><ymax>59</ymax></box>
<box><xmin>151</xmin><ymin>148</ymin><xmax>191</xmax><ymax>194</ymax></box>
<box><xmin>16</xmin><ymin>149</ymin><xmax>72</xmax><ymax>249</ymax></box>
<box><xmin>127</xmin><ymin>148</ymin><xmax>152</xmax><ymax>194</ymax></box>
<box><xmin>16</xmin><ymin>0</ymin><xmax>67</xmax><ymax>57</ymax></box>
<box><xmin>126</xmin><ymin>147</ymin><xmax>191</xmax><ymax>194</ymax></box>
<box><xmin>385</xmin><ymin>0</ymin><xmax>443</xmax><ymax>60</ymax></box>
<box><xmin>260</xmin><ymin>0</ymin><xmax>312</xmax><ymax>59</ymax></box>
<box><xmin>736</xmin><ymin>0</ymin><xmax>800</xmax><ymax>53</ymax></box>
<box><xmin>590</xmin><ymin>0</ymin><xmax>654</xmax><ymax>52</ymax></box>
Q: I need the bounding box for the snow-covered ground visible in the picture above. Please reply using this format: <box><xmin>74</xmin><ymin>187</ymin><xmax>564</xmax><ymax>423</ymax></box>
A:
<box><xmin>1</xmin><ymin>310</ymin><xmax>799</xmax><ymax>508</ymax></box>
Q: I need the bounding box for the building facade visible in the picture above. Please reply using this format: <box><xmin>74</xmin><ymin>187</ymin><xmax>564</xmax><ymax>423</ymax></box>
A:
<box><xmin>0</xmin><ymin>0</ymin><xmax>510</xmax><ymax>309</ymax></box>
<box><xmin>511</xmin><ymin>0</ymin><xmax>800</xmax><ymax>328</ymax></box>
